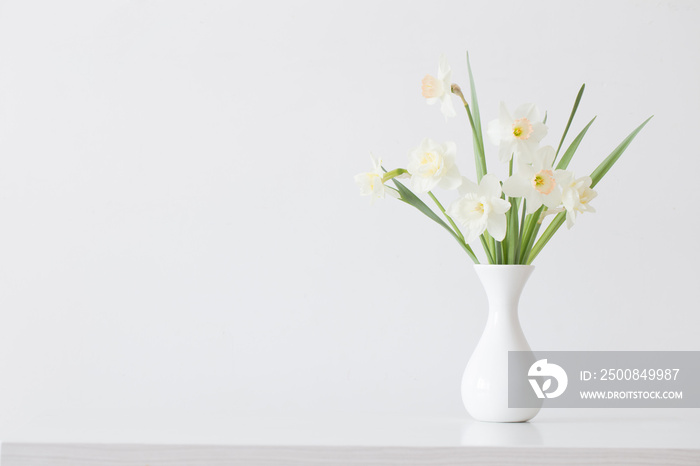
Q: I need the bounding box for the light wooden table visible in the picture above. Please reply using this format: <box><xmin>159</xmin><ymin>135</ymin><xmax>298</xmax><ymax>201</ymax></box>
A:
<box><xmin>1</xmin><ymin>409</ymin><xmax>699</xmax><ymax>465</ymax></box>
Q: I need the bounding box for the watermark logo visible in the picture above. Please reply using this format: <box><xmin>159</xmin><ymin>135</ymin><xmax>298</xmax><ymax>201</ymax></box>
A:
<box><xmin>528</xmin><ymin>359</ymin><xmax>568</xmax><ymax>399</ymax></box>
<box><xmin>510</xmin><ymin>351</ymin><xmax>699</xmax><ymax>408</ymax></box>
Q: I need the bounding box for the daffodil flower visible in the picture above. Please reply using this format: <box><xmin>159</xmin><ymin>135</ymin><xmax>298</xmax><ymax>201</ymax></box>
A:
<box><xmin>486</xmin><ymin>102</ymin><xmax>547</xmax><ymax>163</ymax></box>
<box><xmin>555</xmin><ymin>170</ymin><xmax>597</xmax><ymax>228</ymax></box>
<box><xmin>354</xmin><ymin>154</ymin><xmax>397</xmax><ymax>203</ymax></box>
<box><xmin>446</xmin><ymin>174</ymin><xmax>511</xmax><ymax>243</ymax></box>
<box><xmin>406</xmin><ymin>138</ymin><xmax>462</xmax><ymax>193</ymax></box>
<box><xmin>502</xmin><ymin>145</ymin><xmax>562</xmax><ymax>213</ymax></box>
<box><xmin>421</xmin><ymin>54</ymin><xmax>456</xmax><ymax>120</ymax></box>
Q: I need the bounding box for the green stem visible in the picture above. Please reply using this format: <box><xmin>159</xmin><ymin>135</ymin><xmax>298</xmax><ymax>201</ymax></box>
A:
<box><xmin>515</xmin><ymin>199</ymin><xmax>527</xmax><ymax>263</ymax></box>
<box><xmin>390</xmin><ymin>177</ymin><xmax>479</xmax><ymax>264</ymax></box>
<box><xmin>453</xmin><ymin>89</ymin><xmax>487</xmax><ymax>182</ymax></box>
<box><xmin>519</xmin><ymin>206</ymin><xmax>545</xmax><ymax>264</ymax></box>
<box><xmin>382</xmin><ymin>168</ymin><xmax>408</xmax><ymax>183</ymax></box>
<box><xmin>527</xmin><ymin>212</ymin><xmax>565</xmax><ymax>264</ymax></box>
<box><xmin>480</xmin><ymin>235</ymin><xmax>495</xmax><ymax>264</ymax></box>
<box><xmin>428</xmin><ymin>191</ymin><xmax>464</xmax><ymax>243</ymax></box>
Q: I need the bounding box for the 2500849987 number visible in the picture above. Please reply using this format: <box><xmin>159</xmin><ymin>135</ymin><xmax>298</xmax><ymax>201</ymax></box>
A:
<box><xmin>600</xmin><ymin>369</ymin><xmax>679</xmax><ymax>381</ymax></box>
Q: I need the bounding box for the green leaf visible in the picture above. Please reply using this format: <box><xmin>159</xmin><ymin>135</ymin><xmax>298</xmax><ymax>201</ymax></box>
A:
<box><xmin>479</xmin><ymin>235</ymin><xmax>495</xmax><ymax>264</ymax></box>
<box><xmin>466</xmin><ymin>53</ymin><xmax>483</xmax><ymax>146</ymax></box>
<box><xmin>590</xmin><ymin>116</ymin><xmax>653</xmax><ymax>188</ymax></box>
<box><xmin>554</xmin><ymin>84</ymin><xmax>586</xmax><ymax>163</ymax></box>
<box><xmin>466</xmin><ymin>52</ymin><xmax>487</xmax><ymax>181</ymax></box>
<box><xmin>391</xmin><ymin>178</ymin><xmax>479</xmax><ymax>263</ymax></box>
<box><xmin>527</xmin><ymin>116</ymin><xmax>653</xmax><ymax>264</ymax></box>
<box><xmin>392</xmin><ymin>179</ymin><xmax>451</xmax><ymax>232</ymax></box>
<box><xmin>506</xmin><ymin>198</ymin><xmax>520</xmax><ymax>264</ymax></box>
<box><xmin>526</xmin><ymin>213</ymin><xmax>565</xmax><ymax>264</ymax></box>
<box><xmin>518</xmin><ymin>206</ymin><xmax>545</xmax><ymax>264</ymax></box>
<box><xmin>555</xmin><ymin>116</ymin><xmax>597</xmax><ymax>171</ymax></box>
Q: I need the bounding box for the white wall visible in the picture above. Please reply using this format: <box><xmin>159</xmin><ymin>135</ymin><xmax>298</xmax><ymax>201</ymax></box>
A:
<box><xmin>0</xmin><ymin>0</ymin><xmax>697</xmax><ymax>434</ymax></box>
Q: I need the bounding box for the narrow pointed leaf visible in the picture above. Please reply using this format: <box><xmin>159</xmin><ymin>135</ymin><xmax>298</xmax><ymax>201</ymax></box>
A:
<box><xmin>518</xmin><ymin>206</ymin><xmax>545</xmax><ymax>264</ymax></box>
<box><xmin>506</xmin><ymin>198</ymin><xmax>520</xmax><ymax>264</ymax></box>
<box><xmin>466</xmin><ymin>52</ymin><xmax>487</xmax><ymax>181</ymax></box>
<box><xmin>590</xmin><ymin>116</ymin><xmax>653</xmax><ymax>188</ymax></box>
<box><xmin>466</xmin><ymin>52</ymin><xmax>483</xmax><ymax>145</ymax></box>
<box><xmin>528</xmin><ymin>116</ymin><xmax>653</xmax><ymax>264</ymax></box>
<box><xmin>479</xmin><ymin>235</ymin><xmax>495</xmax><ymax>264</ymax></box>
<box><xmin>554</xmin><ymin>84</ymin><xmax>586</xmax><ymax>162</ymax></box>
<box><xmin>526</xmin><ymin>212</ymin><xmax>565</xmax><ymax>264</ymax></box>
<box><xmin>391</xmin><ymin>178</ymin><xmax>479</xmax><ymax>263</ymax></box>
<box><xmin>555</xmin><ymin>116</ymin><xmax>597</xmax><ymax>171</ymax></box>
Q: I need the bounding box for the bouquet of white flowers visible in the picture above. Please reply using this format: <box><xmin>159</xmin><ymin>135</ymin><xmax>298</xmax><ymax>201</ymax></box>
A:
<box><xmin>356</xmin><ymin>53</ymin><xmax>651</xmax><ymax>265</ymax></box>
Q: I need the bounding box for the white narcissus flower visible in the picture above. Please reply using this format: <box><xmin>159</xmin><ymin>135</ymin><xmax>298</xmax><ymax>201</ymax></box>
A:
<box><xmin>446</xmin><ymin>174</ymin><xmax>511</xmax><ymax>243</ymax></box>
<box><xmin>421</xmin><ymin>54</ymin><xmax>456</xmax><ymax>120</ymax></box>
<box><xmin>555</xmin><ymin>170</ymin><xmax>598</xmax><ymax>228</ymax></box>
<box><xmin>502</xmin><ymin>145</ymin><xmax>562</xmax><ymax>213</ymax></box>
<box><xmin>354</xmin><ymin>154</ymin><xmax>397</xmax><ymax>203</ymax></box>
<box><xmin>406</xmin><ymin>138</ymin><xmax>462</xmax><ymax>193</ymax></box>
<box><xmin>486</xmin><ymin>102</ymin><xmax>548</xmax><ymax>163</ymax></box>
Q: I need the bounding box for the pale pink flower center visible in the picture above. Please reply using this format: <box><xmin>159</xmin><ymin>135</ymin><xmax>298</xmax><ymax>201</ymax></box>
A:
<box><xmin>532</xmin><ymin>170</ymin><xmax>556</xmax><ymax>194</ymax></box>
<box><xmin>421</xmin><ymin>75</ymin><xmax>443</xmax><ymax>98</ymax></box>
<box><xmin>512</xmin><ymin>118</ymin><xmax>534</xmax><ymax>140</ymax></box>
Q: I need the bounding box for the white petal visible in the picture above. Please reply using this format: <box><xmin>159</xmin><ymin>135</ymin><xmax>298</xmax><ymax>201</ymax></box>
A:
<box><xmin>530</xmin><ymin>122</ymin><xmax>548</xmax><ymax>142</ymax></box>
<box><xmin>502</xmin><ymin>174</ymin><xmax>531</xmax><ymax>198</ymax></box>
<box><xmin>438</xmin><ymin>166</ymin><xmax>463</xmax><ymax>190</ymax></box>
<box><xmin>537</xmin><ymin>145</ymin><xmax>556</xmax><ymax>169</ymax></box>
<box><xmin>554</xmin><ymin>169</ymin><xmax>574</xmax><ymax>186</ymax></box>
<box><xmin>444</xmin><ymin>141</ymin><xmax>457</xmax><ymax>159</ymax></box>
<box><xmin>514</xmin><ymin>103</ymin><xmax>539</xmax><ymax>122</ymax></box>
<box><xmin>437</xmin><ymin>54</ymin><xmax>450</xmax><ymax>80</ymax></box>
<box><xmin>462</xmin><ymin>219</ymin><xmax>487</xmax><ymax>244</ymax></box>
<box><xmin>525</xmin><ymin>192</ymin><xmax>543</xmax><ymax>213</ymax></box>
<box><xmin>486</xmin><ymin>119</ymin><xmax>503</xmax><ymax>146</ymax></box>
<box><xmin>498</xmin><ymin>101</ymin><xmax>513</xmax><ymax>125</ymax></box>
<box><xmin>487</xmin><ymin>213</ymin><xmax>507</xmax><ymax>241</ymax></box>
<box><xmin>440</xmin><ymin>94</ymin><xmax>456</xmax><ymax>119</ymax></box>
<box><xmin>354</xmin><ymin>173</ymin><xmax>371</xmax><ymax>196</ymax></box>
<box><xmin>498</xmin><ymin>140</ymin><xmax>514</xmax><ymax>163</ymax></box>
<box><xmin>491</xmin><ymin>198</ymin><xmax>512</xmax><ymax>215</ymax></box>
<box><xmin>478</xmin><ymin>174</ymin><xmax>502</xmax><ymax>199</ymax></box>
<box><xmin>458</xmin><ymin>177</ymin><xmax>479</xmax><ymax>196</ymax></box>
<box><xmin>445</xmin><ymin>199</ymin><xmax>461</xmax><ymax>220</ymax></box>
<box><xmin>565</xmin><ymin>210</ymin><xmax>576</xmax><ymax>229</ymax></box>
<box><xmin>513</xmin><ymin>145</ymin><xmax>534</xmax><ymax>165</ymax></box>
<box><xmin>543</xmin><ymin>188</ymin><xmax>562</xmax><ymax>209</ymax></box>
<box><xmin>385</xmin><ymin>186</ymin><xmax>400</xmax><ymax>199</ymax></box>
<box><xmin>411</xmin><ymin>174</ymin><xmax>436</xmax><ymax>193</ymax></box>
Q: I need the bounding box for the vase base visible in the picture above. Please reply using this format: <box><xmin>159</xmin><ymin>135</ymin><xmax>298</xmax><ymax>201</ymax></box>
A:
<box><xmin>465</xmin><ymin>405</ymin><xmax>540</xmax><ymax>423</ymax></box>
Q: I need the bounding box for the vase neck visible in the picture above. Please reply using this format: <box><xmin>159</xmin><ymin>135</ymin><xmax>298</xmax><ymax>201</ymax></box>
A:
<box><xmin>474</xmin><ymin>265</ymin><xmax>534</xmax><ymax>318</ymax></box>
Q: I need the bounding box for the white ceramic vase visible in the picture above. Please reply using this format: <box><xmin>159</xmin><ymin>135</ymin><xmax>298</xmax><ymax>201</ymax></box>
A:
<box><xmin>461</xmin><ymin>264</ymin><xmax>541</xmax><ymax>422</ymax></box>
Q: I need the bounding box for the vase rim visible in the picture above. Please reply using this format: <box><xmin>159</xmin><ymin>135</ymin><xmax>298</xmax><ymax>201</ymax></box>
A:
<box><xmin>473</xmin><ymin>264</ymin><xmax>534</xmax><ymax>268</ymax></box>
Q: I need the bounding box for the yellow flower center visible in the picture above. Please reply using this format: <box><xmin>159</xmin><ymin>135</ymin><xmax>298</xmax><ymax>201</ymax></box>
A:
<box><xmin>532</xmin><ymin>170</ymin><xmax>556</xmax><ymax>194</ymax></box>
<box><xmin>419</xmin><ymin>151</ymin><xmax>441</xmax><ymax>176</ymax></box>
<box><xmin>512</xmin><ymin>118</ymin><xmax>534</xmax><ymax>140</ymax></box>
